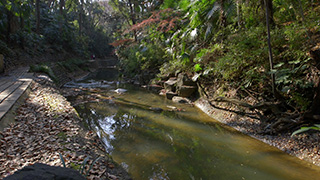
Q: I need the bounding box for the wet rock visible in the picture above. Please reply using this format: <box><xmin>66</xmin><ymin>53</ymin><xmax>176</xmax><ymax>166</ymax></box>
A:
<box><xmin>172</xmin><ymin>96</ymin><xmax>192</xmax><ymax>104</ymax></box>
<box><xmin>177</xmin><ymin>85</ymin><xmax>197</xmax><ymax>97</ymax></box>
<box><xmin>177</xmin><ymin>73</ymin><xmax>197</xmax><ymax>87</ymax></box>
<box><xmin>175</xmin><ymin>73</ymin><xmax>197</xmax><ymax>97</ymax></box>
<box><xmin>4</xmin><ymin>163</ymin><xmax>86</xmax><ymax>180</ymax></box>
<box><xmin>166</xmin><ymin>91</ymin><xmax>178</xmax><ymax>100</ymax></box>
<box><xmin>159</xmin><ymin>89</ymin><xmax>167</xmax><ymax>96</ymax></box>
<box><xmin>112</xmin><ymin>88</ymin><xmax>127</xmax><ymax>94</ymax></box>
<box><xmin>164</xmin><ymin>78</ymin><xmax>177</xmax><ymax>92</ymax></box>
<box><xmin>147</xmin><ymin>84</ymin><xmax>163</xmax><ymax>93</ymax></box>
<box><xmin>149</xmin><ymin>107</ymin><xmax>163</xmax><ymax>112</ymax></box>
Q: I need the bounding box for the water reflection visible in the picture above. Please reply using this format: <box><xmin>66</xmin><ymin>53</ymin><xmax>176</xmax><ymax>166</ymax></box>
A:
<box><xmin>73</xmin><ymin>69</ymin><xmax>320</xmax><ymax>180</ymax></box>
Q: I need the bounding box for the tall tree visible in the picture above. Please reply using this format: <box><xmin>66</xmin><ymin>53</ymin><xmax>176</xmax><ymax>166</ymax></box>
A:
<box><xmin>79</xmin><ymin>0</ymin><xmax>84</xmax><ymax>35</ymax></box>
<box><xmin>264</xmin><ymin>0</ymin><xmax>275</xmax><ymax>98</ymax></box>
<box><xmin>236</xmin><ymin>0</ymin><xmax>242</xmax><ymax>28</ymax></box>
<box><xmin>36</xmin><ymin>0</ymin><xmax>40</xmax><ymax>33</ymax></box>
<box><xmin>218</xmin><ymin>0</ymin><xmax>227</xmax><ymax>28</ymax></box>
<box><xmin>128</xmin><ymin>0</ymin><xmax>137</xmax><ymax>40</ymax></box>
<box><xmin>261</xmin><ymin>0</ymin><xmax>274</xmax><ymax>26</ymax></box>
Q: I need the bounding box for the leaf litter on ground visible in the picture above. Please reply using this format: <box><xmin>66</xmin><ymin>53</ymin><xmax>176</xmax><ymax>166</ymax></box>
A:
<box><xmin>0</xmin><ymin>73</ymin><xmax>130</xmax><ymax>180</ymax></box>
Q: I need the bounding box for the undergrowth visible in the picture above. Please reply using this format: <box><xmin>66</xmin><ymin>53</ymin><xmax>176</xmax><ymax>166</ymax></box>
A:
<box><xmin>30</xmin><ymin>64</ymin><xmax>58</xmax><ymax>82</ymax></box>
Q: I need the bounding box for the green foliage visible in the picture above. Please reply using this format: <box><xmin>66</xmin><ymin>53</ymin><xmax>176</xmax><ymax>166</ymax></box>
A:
<box><xmin>117</xmin><ymin>44</ymin><xmax>141</xmax><ymax>77</ymax></box>
<box><xmin>30</xmin><ymin>64</ymin><xmax>58</xmax><ymax>82</ymax></box>
<box><xmin>59</xmin><ymin>153</ymin><xmax>66</xmax><ymax>168</ymax></box>
<box><xmin>0</xmin><ymin>0</ymin><xmax>115</xmax><ymax>59</ymax></box>
<box><xmin>114</xmin><ymin>0</ymin><xmax>319</xmax><ymax>115</ymax></box>
<box><xmin>209</xmin><ymin>26</ymin><xmax>267</xmax><ymax>83</ymax></box>
<box><xmin>194</xmin><ymin>64</ymin><xmax>202</xmax><ymax>72</ymax></box>
<box><xmin>58</xmin><ymin>58</ymin><xmax>88</xmax><ymax>72</ymax></box>
<box><xmin>117</xmin><ymin>43</ymin><xmax>167</xmax><ymax>77</ymax></box>
<box><xmin>291</xmin><ymin>124</ymin><xmax>320</xmax><ymax>137</ymax></box>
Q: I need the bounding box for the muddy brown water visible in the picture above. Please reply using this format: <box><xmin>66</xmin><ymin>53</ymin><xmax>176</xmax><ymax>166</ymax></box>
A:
<box><xmin>68</xmin><ymin>68</ymin><xmax>320</xmax><ymax>180</ymax></box>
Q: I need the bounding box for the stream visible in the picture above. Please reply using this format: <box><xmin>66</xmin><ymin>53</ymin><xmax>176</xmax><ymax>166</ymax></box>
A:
<box><xmin>66</xmin><ymin>68</ymin><xmax>320</xmax><ymax>180</ymax></box>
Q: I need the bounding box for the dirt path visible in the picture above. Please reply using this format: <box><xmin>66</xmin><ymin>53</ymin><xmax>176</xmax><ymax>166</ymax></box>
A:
<box><xmin>0</xmin><ymin>73</ymin><xmax>131</xmax><ymax>179</ymax></box>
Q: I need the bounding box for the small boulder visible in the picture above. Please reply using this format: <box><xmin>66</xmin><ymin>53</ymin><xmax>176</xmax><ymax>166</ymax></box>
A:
<box><xmin>177</xmin><ymin>85</ymin><xmax>197</xmax><ymax>97</ymax></box>
<box><xmin>177</xmin><ymin>73</ymin><xmax>197</xmax><ymax>87</ymax></box>
<box><xmin>172</xmin><ymin>96</ymin><xmax>192</xmax><ymax>104</ymax></box>
<box><xmin>166</xmin><ymin>91</ymin><xmax>178</xmax><ymax>100</ymax></box>
<box><xmin>4</xmin><ymin>163</ymin><xmax>86</xmax><ymax>180</ymax></box>
<box><xmin>149</xmin><ymin>107</ymin><xmax>163</xmax><ymax>112</ymax></box>
<box><xmin>159</xmin><ymin>89</ymin><xmax>167</xmax><ymax>96</ymax></box>
<box><xmin>164</xmin><ymin>77</ymin><xmax>177</xmax><ymax>92</ymax></box>
<box><xmin>147</xmin><ymin>84</ymin><xmax>163</xmax><ymax>93</ymax></box>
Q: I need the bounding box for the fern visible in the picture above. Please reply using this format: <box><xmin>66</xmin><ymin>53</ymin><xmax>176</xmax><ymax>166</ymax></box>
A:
<box><xmin>291</xmin><ymin>124</ymin><xmax>320</xmax><ymax>137</ymax></box>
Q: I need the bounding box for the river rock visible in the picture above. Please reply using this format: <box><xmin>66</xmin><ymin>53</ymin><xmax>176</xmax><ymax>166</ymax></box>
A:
<box><xmin>164</xmin><ymin>78</ymin><xmax>177</xmax><ymax>92</ymax></box>
<box><xmin>172</xmin><ymin>96</ymin><xmax>192</xmax><ymax>104</ymax></box>
<box><xmin>149</xmin><ymin>107</ymin><xmax>163</xmax><ymax>112</ymax></box>
<box><xmin>166</xmin><ymin>91</ymin><xmax>178</xmax><ymax>100</ymax></box>
<box><xmin>4</xmin><ymin>163</ymin><xmax>86</xmax><ymax>180</ymax></box>
<box><xmin>113</xmin><ymin>88</ymin><xmax>127</xmax><ymax>94</ymax></box>
<box><xmin>177</xmin><ymin>73</ymin><xmax>197</xmax><ymax>87</ymax></box>
<box><xmin>147</xmin><ymin>84</ymin><xmax>163</xmax><ymax>93</ymax></box>
<box><xmin>159</xmin><ymin>89</ymin><xmax>167</xmax><ymax>96</ymax></box>
<box><xmin>177</xmin><ymin>85</ymin><xmax>197</xmax><ymax>97</ymax></box>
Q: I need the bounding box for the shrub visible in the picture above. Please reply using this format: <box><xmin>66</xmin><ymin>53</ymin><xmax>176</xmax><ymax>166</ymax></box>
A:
<box><xmin>30</xmin><ymin>64</ymin><xmax>58</xmax><ymax>82</ymax></box>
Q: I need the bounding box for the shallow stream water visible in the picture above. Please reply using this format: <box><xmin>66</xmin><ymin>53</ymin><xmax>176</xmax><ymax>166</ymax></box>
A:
<box><xmin>71</xmin><ymin>68</ymin><xmax>320</xmax><ymax>180</ymax></box>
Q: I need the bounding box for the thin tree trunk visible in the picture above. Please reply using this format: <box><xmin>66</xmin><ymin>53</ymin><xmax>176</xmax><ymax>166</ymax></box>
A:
<box><xmin>237</xmin><ymin>0</ymin><xmax>242</xmax><ymax>28</ymax></box>
<box><xmin>20</xmin><ymin>14</ymin><xmax>25</xmax><ymax>49</ymax></box>
<box><xmin>110</xmin><ymin>0</ymin><xmax>132</xmax><ymax>26</ymax></box>
<box><xmin>78</xmin><ymin>0</ymin><xmax>84</xmax><ymax>35</ymax></box>
<box><xmin>309</xmin><ymin>48</ymin><xmax>320</xmax><ymax>115</ymax></box>
<box><xmin>219</xmin><ymin>0</ymin><xmax>227</xmax><ymax>28</ymax></box>
<box><xmin>128</xmin><ymin>0</ymin><xmax>137</xmax><ymax>41</ymax></box>
<box><xmin>36</xmin><ymin>0</ymin><xmax>40</xmax><ymax>34</ymax></box>
<box><xmin>6</xmin><ymin>9</ymin><xmax>19</xmax><ymax>43</ymax></box>
<box><xmin>79</xmin><ymin>14</ymin><xmax>82</xmax><ymax>35</ymax></box>
<box><xmin>264</xmin><ymin>0</ymin><xmax>275</xmax><ymax>98</ymax></box>
<box><xmin>261</xmin><ymin>0</ymin><xmax>274</xmax><ymax>26</ymax></box>
<box><xmin>6</xmin><ymin>10</ymin><xmax>12</xmax><ymax>43</ymax></box>
<box><xmin>297</xmin><ymin>0</ymin><xmax>314</xmax><ymax>45</ymax></box>
<box><xmin>60</xmin><ymin>0</ymin><xmax>65</xmax><ymax>17</ymax></box>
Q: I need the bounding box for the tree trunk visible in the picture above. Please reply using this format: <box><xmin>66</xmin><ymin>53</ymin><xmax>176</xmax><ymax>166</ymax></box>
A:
<box><xmin>20</xmin><ymin>14</ymin><xmax>25</xmax><ymax>49</ymax></box>
<box><xmin>6</xmin><ymin>9</ymin><xmax>19</xmax><ymax>43</ymax></box>
<box><xmin>60</xmin><ymin>0</ymin><xmax>65</xmax><ymax>17</ymax></box>
<box><xmin>128</xmin><ymin>0</ymin><xmax>137</xmax><ymax>41</ymax></box>
<box><xmin>6</xmin><ymin>10</ymin><xmax>12</xmax><ymax>43</ymax></box>
<box><xmin>297</xmin><ymin>0</ymin><xmax>314</xmax><ymax>45</ymax></box>
<box><xmin>264</xmin><ymin>0</ymin><xmax>275</xmax><ymax>98</ymax></box>
<box><xmin>236</xmin><ymin>0</ymin><xmax>242</xmax><ymax>28</ymax></box>
<box><xmin>309</xmin><ymin>48</ymin><xmax>320</xmax><ymax>115</ymax></box>
<box><xmin>36</xmin><ymin>0</ymin><xmax>40</xmax><ymax>34</ymax></box>
<box><xmin>79</xmin><ymin>13</ymin><xmax>82</xmax><ymax>35</ymax></box>
<box><xmin>219</xmin><ymin>0</ymin><xmax>227</xmax><ymax>28</ymax></box>
<box><xmin>261</xmin><ymin>0</ymin><xmax>274</xmax><ymax>26</ymax></box>
<box><xmin>79</xmin><ymin>0</ymin><xmax>84</xmax><ymax>35</ymax></box>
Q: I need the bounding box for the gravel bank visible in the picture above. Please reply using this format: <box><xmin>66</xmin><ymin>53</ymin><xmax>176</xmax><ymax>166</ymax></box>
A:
<box><xmin>195</xmin><ymin>98</ymin><xmax>320</xmax><ymax>167</ymax></box>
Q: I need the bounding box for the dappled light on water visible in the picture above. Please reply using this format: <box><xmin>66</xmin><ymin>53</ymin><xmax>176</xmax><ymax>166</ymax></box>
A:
<box><xmin>74</xmin><ymin>69</ymin><xmax>320</xmax><ymax>180</ymax></box>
